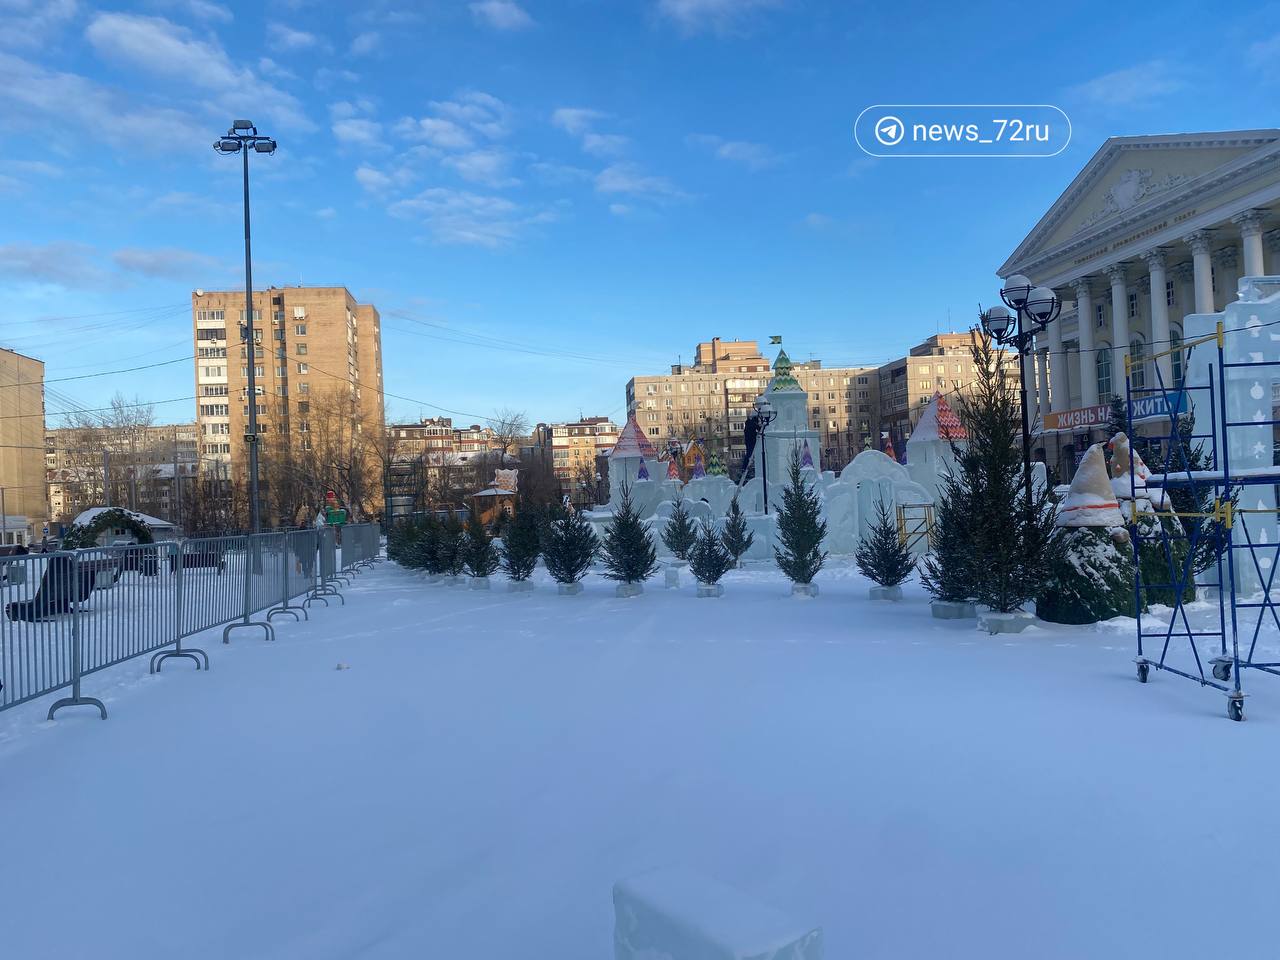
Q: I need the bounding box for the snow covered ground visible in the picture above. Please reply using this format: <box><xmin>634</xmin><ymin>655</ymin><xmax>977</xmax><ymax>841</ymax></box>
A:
<box><xmin>2</xmin><ymin>558</ymin><xmax>1279</xmax><ymax>959</ymax></box>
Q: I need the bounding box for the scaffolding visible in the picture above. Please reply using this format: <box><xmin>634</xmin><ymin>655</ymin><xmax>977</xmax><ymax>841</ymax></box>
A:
<box><xmin>1126</xmin><ymin>319</ymin><xmax>1280</xmax><ymax>721</ymax></box>
<box><xmin>895</xmin><ymin>502</ymin><xmax>934</xmax><ymax>553</ymax></box>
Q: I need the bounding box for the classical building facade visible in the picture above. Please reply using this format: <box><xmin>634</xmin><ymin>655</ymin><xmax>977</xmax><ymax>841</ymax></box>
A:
<box><xmin>1000</xmin><ymin>130</ymin><xmax>1280</xmax><ymax>479</ymax></box>
<box><xmin>0</xmin><ymin>348</ymin><xmax>47</xmax><ymax>542</ymax></box>
<box><xmin>626</xmin><ymin>338</ymin><xmax>878</xmax><ymax>472</ymax></box>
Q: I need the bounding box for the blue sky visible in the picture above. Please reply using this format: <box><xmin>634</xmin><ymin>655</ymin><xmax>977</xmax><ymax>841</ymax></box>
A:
<box><xmin>3</xmin><ymin>0</ymin><xmax>1279</xmax><ymax>428</ymax></box>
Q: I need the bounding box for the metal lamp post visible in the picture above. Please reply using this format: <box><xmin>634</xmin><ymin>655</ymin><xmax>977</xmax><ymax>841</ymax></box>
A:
<box><xmin>754</xmin><ymin>395</ymin><xmax>777</xmax><ymax>513</ymax></box>
<box><xmin>981</xmin><ymin>273</ymin><xmax>1061</xmax><ymax>505</ymax></box>
<box><xmin>214</xmin><ymin>120</ymin><xmax>277</xmax><ymax>534</ymax></box>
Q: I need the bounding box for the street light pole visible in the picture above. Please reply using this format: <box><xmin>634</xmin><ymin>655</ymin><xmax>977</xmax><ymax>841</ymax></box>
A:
<box><xmin>754</xmin><ymin>395</ymin><xmax>777</xmax><ymax>514</ymax></box>
<box><xmin>982</xmin><ymin>276</ymin><xmax>1061</xmax><ymax>507</ymax></box>
<box><xmin>214</xmin><ymin>120</ymin><xmax>277</xmax><ymax>534</ymax></box>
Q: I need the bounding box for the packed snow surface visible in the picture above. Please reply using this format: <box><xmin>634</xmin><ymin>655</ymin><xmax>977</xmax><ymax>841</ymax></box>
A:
<box><xmin>2</xmin><ymin>558</ymin><xmax>1279</xmax><ymax>959</ymax></box>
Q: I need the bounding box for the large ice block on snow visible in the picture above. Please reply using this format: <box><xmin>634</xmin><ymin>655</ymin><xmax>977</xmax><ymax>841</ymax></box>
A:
<box><xmin>613</xmin><ymin>866</ymin><xmax>823</xmax><ymax>960</ymax></box>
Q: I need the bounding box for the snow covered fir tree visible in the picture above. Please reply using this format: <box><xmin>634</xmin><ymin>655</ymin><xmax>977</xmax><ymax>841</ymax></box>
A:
<box><xmin>919</xmin><ymin>459</ymin><xmax>979</xmax><ymax>616</ymax></box>
<box><xmin>773</xmin><ymin>447</ymin><xmax>827</xmax><ymax>595</ymax></box>
<box><xmin>500</xmin><ymin>508</ymin><xmax>541</xmax><ymax>587</ymax></box>
<box><xmin>463</xmin><ymin>513</ymin><xmax>501</xmax><ymax>585</ymax></box>
<box><xmin>689</xmin><ymin>520</ymin><xmax>734</xmax><ymax>596</ymax></box>
<box><xmin>661</xmin><ymin>495</ymin><xmax>697</xmax><ymax>561</ymax></box>
<box><xmin>437</xmin><ymin>514</ymin><xmax>468</xmax><ymax>580</ymax></box>
<box><xmin>543</xmin><ymin>508</ymin><xmax>599</xmax><ymax>594</ymax></box>
<box><xmin>600</xmin><ymin>486</ymin><xmax>658</xmax><ymax>596</ymax></box>
<box><xmin>855</xmin><ymin>498</ymin><xmax>915</xmax><ymax>600</ymax></box>
<box><xmin>720</xmin><ymin>493</ymin><xmax>754</xmax><ymax>568</ymax></box>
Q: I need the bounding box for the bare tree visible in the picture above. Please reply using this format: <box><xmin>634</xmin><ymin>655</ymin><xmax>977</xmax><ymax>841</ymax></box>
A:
<box><xmin>489</xmin><ymin>407</ymin><xmax>530</xmax><ymax>460</ymax></box>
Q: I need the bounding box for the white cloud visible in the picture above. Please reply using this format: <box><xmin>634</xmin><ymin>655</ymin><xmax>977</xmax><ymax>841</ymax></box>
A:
<box><xmin>441</xmin><ymin>148</ymin><xmax>520</xmax><ymax>187</ymax></box>
<box><xmin>350</xmin><ymin>31</ymin><xmax>379</xmax><ymax>55</ymax></box>
<box><xmin>267</xmin><ymin>22</ymin><xmax>321</xmax><ymax>50</ymax></box>
<box><xmin>609</xmin><ymin>203</ymin><xmax>631</xmax><ymax>217</ymax></box>
<box><xmin>1247</xmin><ymin>34</ymin><xmax>1280</xmax><ymax>80</ymax></box>
<box><xmin>315</xmin><ymin>67</ymin><xmax>360</xmax><ymax>90</ymax></box>
<box><xmin>257</xmin><ymin>57</ymin><xmax>295</xmax><ymax>80</ymax></box>
<box><xmin>582</xmin><ymin>132</ymin><xmax>629</xmax><ymax>157</ymax></box>
<box><xmin>551</xmin><ymin>107</ymin><xmax>606</xmax><ymax>136</ymax></box>
<box><xmin>0</xmin><ymin>241</ymin><xmax>106</xmax><ymax>288</ymax></box>
<box><xmin>469</xmin><ymin>0</ymin><xmax>534</xmax><ymax>30</ymax></box>
<box><xmin>112</xmin><ymin>246</ymin><xmax>223</xmax><ymax>278</ymax></box>
<box><xmin>530</xmin><ymin>160</ymin><xmax>592</xmax><ymax>184</ymax></box>
<box><xmin>688</xmin><ymin>133</ymin><xmax>781</xmax><ymax>170</ymax></box>
<box><xmin>0</xmin><ymin>51</ymin><xmax>208</xmax><ymax>151</ymax></box>
<box><xmin>315</xmin><ymin>206</ymin><xmax>336</xmax><ymax>219</ymax></box>
<box><xmin>657</xmin><ymin>0</ymin><xmax>784</xmax><ymax>35</ymax></box>
<box><xmin>332</xmin><ymin>117</ymin><xmax>385</xmax><ymax>149</ymax></box>
<box><xmin>389</xmin><ymin>187</ymin><xmax>553</xmax><ymax>247</ymax></box>
<box><xmin>0</xmin><ymin>0</ymin><xmax>77</xmax><ymax>50</ymax></box>
<box><xmin>354</xmin><ymin>163</ymin><xmax>413</xmax><ymax>194</ymax></box>
<box><xmin>1065</xmin><ymin>60</ymin><xmax>1186</xmax><ymax>108</ymax></box>
<box><xmin>595</xmin><ymin>162</ymin><xmax>683</xmax><ymax>199</ymax></box>
<box><xmin>154</xmin><ymin>0</ymin><xmax>233</xmax><ymax>22</ymax></box>
<box><xmin>85</xmin><ymin>13</ymin><xmax>313</xmax><ymax>131</ymax></box>
<box><xmin>802</xmin><ymin>212</ymin><xmax>832</xmax><ymax>229</ymax></box>
<box><xmin>394</xmin><ymin>115</ymin><xmax>473</xmax><ymax>150</ymax></box>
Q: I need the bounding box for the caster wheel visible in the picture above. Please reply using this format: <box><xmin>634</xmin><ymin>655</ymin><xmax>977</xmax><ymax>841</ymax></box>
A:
<box><xmin>1137</xmin><ymin>662</ymin><xmax>1150</xmax><ymax>683</ymax></box>
<box><xmin>1213</xmin><ymin>662</ymin><xmax>1232</xmax><ymax>683</ymax></box>
<box><xmin>1228</xmin><ymin>699</ymin><xmax>1244</xmax><ymax>722</ymax></box>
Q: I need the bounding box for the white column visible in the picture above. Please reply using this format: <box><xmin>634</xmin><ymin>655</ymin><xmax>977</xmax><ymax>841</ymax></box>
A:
<box><xmin>1107</xmin><ymin>263</ymin><xmax>1130</xmax><ymax>399</ymax></box>
<box><xmin>1142</xmin><ymin>248</ymin><xmax>1172</xmax><ymax>387</ymax></box>
<box><xmin>1072</xmin><ymin>278</ymin><xmax>1099</xmax><ymax>408</ymax></box>
<box><xmin>1233</xmin><ymin>210</ymin><xmax>1267</xmax><ymax>278</ymax></box>
<box><xmin>1048</xmin><ymin>297</ymin><xmax>1068</xmax><ymax>413</ymax></box>
<box><xmin>1214</xmin><ymin>244</ymin><xmax>1239</xmax><ymax>304</ymax></box>
<box><xmin>1184</xmin><ymin>230</ymin><xmax>1215</xmax><ymax>313</ymax></box>
<box><xmin>1036</xmin><ymin>346</ymin><xmax>1051</xmax><ymax>420</ymax></box>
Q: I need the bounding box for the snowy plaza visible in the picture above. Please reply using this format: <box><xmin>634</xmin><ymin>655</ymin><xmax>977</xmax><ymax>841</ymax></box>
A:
<box><xmin>3</xmin><ymin>557</ymin><xmax>1280</xmax><ymax>960</ymax></box>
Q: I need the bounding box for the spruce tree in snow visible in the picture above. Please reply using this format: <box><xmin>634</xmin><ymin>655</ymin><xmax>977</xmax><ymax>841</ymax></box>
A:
<box><xmin>918</xmin><ymin>465</ymin><xmax>977</xmax><ymax>603</ymax></box>
<box><xmin>955</xmin><ymin>326</ymin><xmax>1059</xmax><ymax>613</ymax></box>
<box><xmin>773</xmin><ymin>447</ymin><xmax>828</xmax><ymax>585</ymax></box>
<box><xmin>407</xmin><ymin>516</ymin><xmax>444</xmax><ymax>574</ymax></box>
<box><xmin>1037</xmin><ymin>526</ymin><xmax>1137</xmax><ymax>624</ymax></box>
<box><xmin>500</xmin><ymin>508</ymin><xmax>541</xmax><ymax>582</ymax></box>
<box><xmin>689</xmin><ymin>520</ymin><xmax>734</xmax><ymax>586</ymax></box>
<box><xmin>720</xmin><ymin>493</ymin><xmax>754</xmax><ymax>568</ymax></box>
<box><xmin>601</xmin><ymin>486</ymin><xmax>658</xmax><ymax>584</ymax></box>
<box><xmin>463</xmin><ymin>513</ymin><xmax>500</xmax><ymax>578</ymax></box>
<box><xmin>661</xmin><ymin>495</ymin><xmax>698</xmax><ymax>561</ymax></box>
<box><xmin>855</xmin><ymin>498</ymin><xmax>915</xmax><ymax>588</ymax></box>
<box><xmin>543</xmin><ymin>509</ymin><xmax>599</xmax><ymax>585</ymax></box>
<box><xmin>437</xmin><ymin>513</ymin><xmax>467</xmax><ymax>577</ymax></box>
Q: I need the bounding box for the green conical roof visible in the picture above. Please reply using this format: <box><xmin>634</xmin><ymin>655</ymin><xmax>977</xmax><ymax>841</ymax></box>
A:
<box><xmin>770</xmin><ymin>348</ymin><xmax>802</xmax><ymax>392</ymax></box>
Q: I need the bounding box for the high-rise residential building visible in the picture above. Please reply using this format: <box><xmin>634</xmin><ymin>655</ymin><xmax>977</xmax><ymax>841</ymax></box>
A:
<box><xmin>45</xmin><ymin>422</ymin><xmax>199</xmax><ymax>525</ymax></box>
<box><xmin>0</xmin><ymin>348</ymin><xmax>47</xmax><ymax>543</ymax></box>
<box><xmin>876</xmin><ymin>332</ymin><xmax>1017</xmax><ymax>445</ymax></box>
<box><xmin>626</xmin><ymin>338</ymin><xmax>878</xmax><ymax>472</ymax></box>
<box><xmin>192</xmin><ymin>285</ymin><xmax>384</xmax><ymax>520</ymax></box>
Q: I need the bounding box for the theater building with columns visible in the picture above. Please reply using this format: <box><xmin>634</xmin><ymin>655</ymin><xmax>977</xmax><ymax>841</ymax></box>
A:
<box><xmin>999</xmin><ymin>129</ymin><xmax>1280</xmax><ymax>480</ymax></box>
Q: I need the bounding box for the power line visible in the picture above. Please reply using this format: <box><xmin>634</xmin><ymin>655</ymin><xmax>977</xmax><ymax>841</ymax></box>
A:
<box><xmin>0</xmin><ymin>355</ymin><xmax>194</xmax><ymax>389</ymax></box>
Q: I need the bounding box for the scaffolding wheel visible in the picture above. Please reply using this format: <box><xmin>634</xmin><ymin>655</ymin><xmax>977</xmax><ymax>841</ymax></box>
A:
<box><xmin>1136</xmin><ymin>662</ymin><xmax>1150</xmax><ymax>683</ymax></box>
<box><xmin>1213</xmin><ymin>662</ymin><xmax>1232</xmax><ymax>683</ymax></box>
<box><xmin>1227</xmin><ymin>697</ymin><xmax>1244</xmax><ymax>723</ymax></box>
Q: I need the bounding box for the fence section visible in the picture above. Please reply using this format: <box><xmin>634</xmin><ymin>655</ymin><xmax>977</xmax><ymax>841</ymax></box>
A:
<box><xmin>0</xmin><ymin>524</ymin><xmax>382</xmax><ymax>722</ymax></box>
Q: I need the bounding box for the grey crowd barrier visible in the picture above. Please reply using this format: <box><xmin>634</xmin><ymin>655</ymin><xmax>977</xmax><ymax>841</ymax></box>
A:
<box><xmin>0</xmin><ymin>524</ymin><xmax>381</xmax><ymax>722</ymax></box>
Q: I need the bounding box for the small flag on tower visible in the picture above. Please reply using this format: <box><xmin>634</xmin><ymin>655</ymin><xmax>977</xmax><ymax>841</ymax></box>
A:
<box><xmin>769</xmin><ymin>335</ymin><xmax>782</xmax><ymax>345</ymax></box>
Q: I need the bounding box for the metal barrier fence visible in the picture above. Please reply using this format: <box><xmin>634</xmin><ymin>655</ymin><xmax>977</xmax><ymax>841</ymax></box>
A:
<box><xmin>0</xmin><ymin>523</ymin><xmax>381</xmax><ymax>722</ymax></box>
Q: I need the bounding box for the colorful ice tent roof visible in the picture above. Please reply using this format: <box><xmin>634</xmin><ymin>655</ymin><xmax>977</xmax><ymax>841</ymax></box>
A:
<box><xmin>610</xmin><ymin>414</ymin><xmax>658</xmax><ymax>460</ymax></box>
<box><xmin>908</xmin><ymin>392</ymin><xmax>967</xmax><ymax>444</ymax></box>
<box><xmin>666</xmin><ymin>458</ymin><xmax>681</xmax><ymax>480</ymax></box>
<box><xmin>690</xmin><ymin>450</ymin><xmax>706</xmax><ymax>480</ymax></box>
<box><xmin>800</xmin><ymin>439</ymin><xmax>814</xmax><ymax>468</ymax></box>
<box><xmin>769</xmin><ymin>348</ymin><xmax>802</xmax><ymax>392</ymax></box>
<box><xmin>882</xmin><ymin>433</ymin><xmax>897</xmax><ymax>461</ymax></box>
<box><xmin>1057</xmin><ymin>443</ymin><xmax>1123</xmax><ymax>528</ymax></box>
<box><xmin>637</xmin><ymin>460</ymin><xmax>650</xmax><ymax>481</ymax></box>
<box><xmin>706</xmin><ymin>451</ymin><xmax>725</xmax><ymax>476</ymax></box>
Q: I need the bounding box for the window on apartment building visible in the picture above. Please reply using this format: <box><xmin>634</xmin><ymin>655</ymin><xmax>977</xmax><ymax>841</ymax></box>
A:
<box><xmin>295</xmin><ymin>323</ymin><xmax>307</xmax><ymax>336</ymax></box>
<box><xmin>857</xmin><ymin>376</ymin><xmax>868</xmax><ymax>385</ymax></box>
<box><xmin>239</xmin><ymin>309</ymin><xmax>262</xmax><ymax>322</ymax></box>
<box><xmin>196</xmin><ymin>327</ymin><xmax>224</xmax><ymax>341</ymax></box>
<box><xmin>665</xmin><ymin>399</ymin><xmax>673</xmax><ymax>408</ymax></box>
<box><xmin>1166</xmin><ymin>280</ymin><xmax>1176</xmax><ymax>308</ymax></box>
<box><xmin>240</xmin><ymin>366</ymin><xmax>265</xmax><ymax>378</ymax></box>
<box><xmin>201</xmin><ymin>385</ymin><xmax>229</xmax><ymax>397</ymax></box>
<box><xmin>296</xmin><ymin>343</ymin><xmax>308</xmax><ymax>356</ymax></box>
<box><xmin>647</xmin><ymin>413</ymin><xmax>658</xmax><ymax>423</ymax></box>
<box><xmin>1129</xmin><ymin>337</ymin><xmax>1146</xmax><ymax>389</ymax></box>
<box><xmin>273</xmin><ymin>311</ymin><xmax>285</xmax><ymax>324</ymax></box>
<box><xmin>294</xmin><ymin>307</ymin><xmax>306</xmax><ymax>320</ymax></box>
<box><xmin>298</xmin><ymin>421</ymin><xmax>309</xmax><ymax>433</ymax></box>
<box><xmin>298</xmin><ymin>382</ymin><xmax>309</xmax><ymax>394</ymax></box>
<box><xmin>1096</xmin><ymin>347</ymin><xmax>1112</xmax><ymax>401</ymax></box>
<box><xmin>1170</xmin><ymin>329</ymin><xmax>1185</xmax><ymax>384</ymax></box>
<box><xmin>918</xmin><ymin>380</ymin><xmax>931</xmax><ymax>390</ymax></box>
<box><xmin>1128</xmin><ymin>291</ymin><xmax>1138</xmax><ymax>319</ymax></box>
<box><xmin>1095</xmin><ymin>304</ymin><xmax>1105</xmax><ymax>328</ymax></box>
<box><xmin>298</xmin><ymin>363</ymin><xmax>309</xmax><ymax>374</ymax></box>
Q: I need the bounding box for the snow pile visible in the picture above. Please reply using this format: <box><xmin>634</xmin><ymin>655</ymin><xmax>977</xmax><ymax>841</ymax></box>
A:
<box><xmin>614</xmin><ymin>866</ymin><xmax>823</xmax><ymax>960</ymax></box>
<box><xmin>1109</xmin><ymin>432</ymin><xmax>1170</xmax><ymax>511</ymax></box>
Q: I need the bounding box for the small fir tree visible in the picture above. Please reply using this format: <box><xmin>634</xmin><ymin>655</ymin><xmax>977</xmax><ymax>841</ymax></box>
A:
<box><xmin>543</xmin><ymin>509</ymin><xmax>599</xmax><ymax>585</ymax></box>
<box><xmin>601</xmin><ymin>486</ymin><xmax>659</xmax><ymax>584</ymax></box>
<box><xmin>500</xmin><ymin>509</ymin><xmax>541</xmax><ymax>581</ymax></box>
<box><xmin>773</xmin><ymin>447</ymin><xmax>828</xmax><ymax>585</ymax></box>
<box><xmin>1037</xmin><ymin>526</ymin><xmax>1137</xmax><ymax>624</ymax></box>
<box><xmin>955</xmin><ymin>324</ymin><xmax>1060</xmax><ymax>613</ymax></box>
<box><xmin>689</xmin><ymin>520</ymin><xmax>734</xmax><ymax>586</ymax></box>
<box><xmin>403</xmin><ymin>516</ymin><xmax>443</xmax><ymax>574</ymax></box>
<box><xmin>855</xmin><ymin>498</ymin><xmax>915</xmax><ymax>588</ymax></box>
<box><xmin>661</xmin><ymin>495</ymin><xmax>698</xmax><ymax>560</ymax></box>
<box><xmin>1106</xmin><ymin>395</ymin><xmax>1129</xmax><ymax>442</ymax></box>
<box><xmin>437</xmin><ymin>513</ymin><xmax>467</xmax><ymax>577</ymax></box>
<box><xmin>463</xmin><ymin>513</ymin><xmax>500</xmax><ymax>578</ymax></box>
<box><xmin>918</xmin><ymin>465</ymin><xmax>977</xmax><ymax>603</ymax></box>
<box><xmin>720</xmin><ymin>493</ymin><xmax>754</xmax><ymax>568</ymax></box>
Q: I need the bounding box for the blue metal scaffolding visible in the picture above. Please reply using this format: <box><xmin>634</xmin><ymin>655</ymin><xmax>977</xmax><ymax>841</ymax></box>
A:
<box><xmin>1127</xmin><ymin>320</ymin><xmax>1280</xmax><ymax>720</ymax></box>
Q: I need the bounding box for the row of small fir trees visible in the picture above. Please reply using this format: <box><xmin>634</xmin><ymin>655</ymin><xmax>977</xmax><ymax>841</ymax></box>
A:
<box><xmin>387</xmin><ymin>459</ymin><xmax>832</xmax><ymax>593</ymax></box>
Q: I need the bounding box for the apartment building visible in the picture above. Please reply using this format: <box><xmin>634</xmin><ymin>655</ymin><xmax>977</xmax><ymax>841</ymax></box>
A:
<box><xmin>0</xmin><ymin>348</ymin><xmax>47</xmax><ymax>543</ymax></box>
<box><xmin>877</xmin><ymin>332</ymin><xmax>1017</xmax><ymax>444</ymax></box>
<box><xmin>46</xmin><ymin>423</ymin><xmax>199</xmax><ymax>524</ymax></box>
<box><xmin>192</xmin><ymin>285</ymin><xmax>384</xmax><ymax>516</ymax></box>
<box><xmin>385</xmin><ymin>416</ymin><xmax>501</xmax><ymax>465</ymax></box>
<box><xmin>626</xmin><ymin>338</ymin><xmax>878</xmax><ymax>472</ymax></box>
<box><xmin>546</xmin><ymin>416</ymin><xmax>620</xmax><ymax>486</ymax></box>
